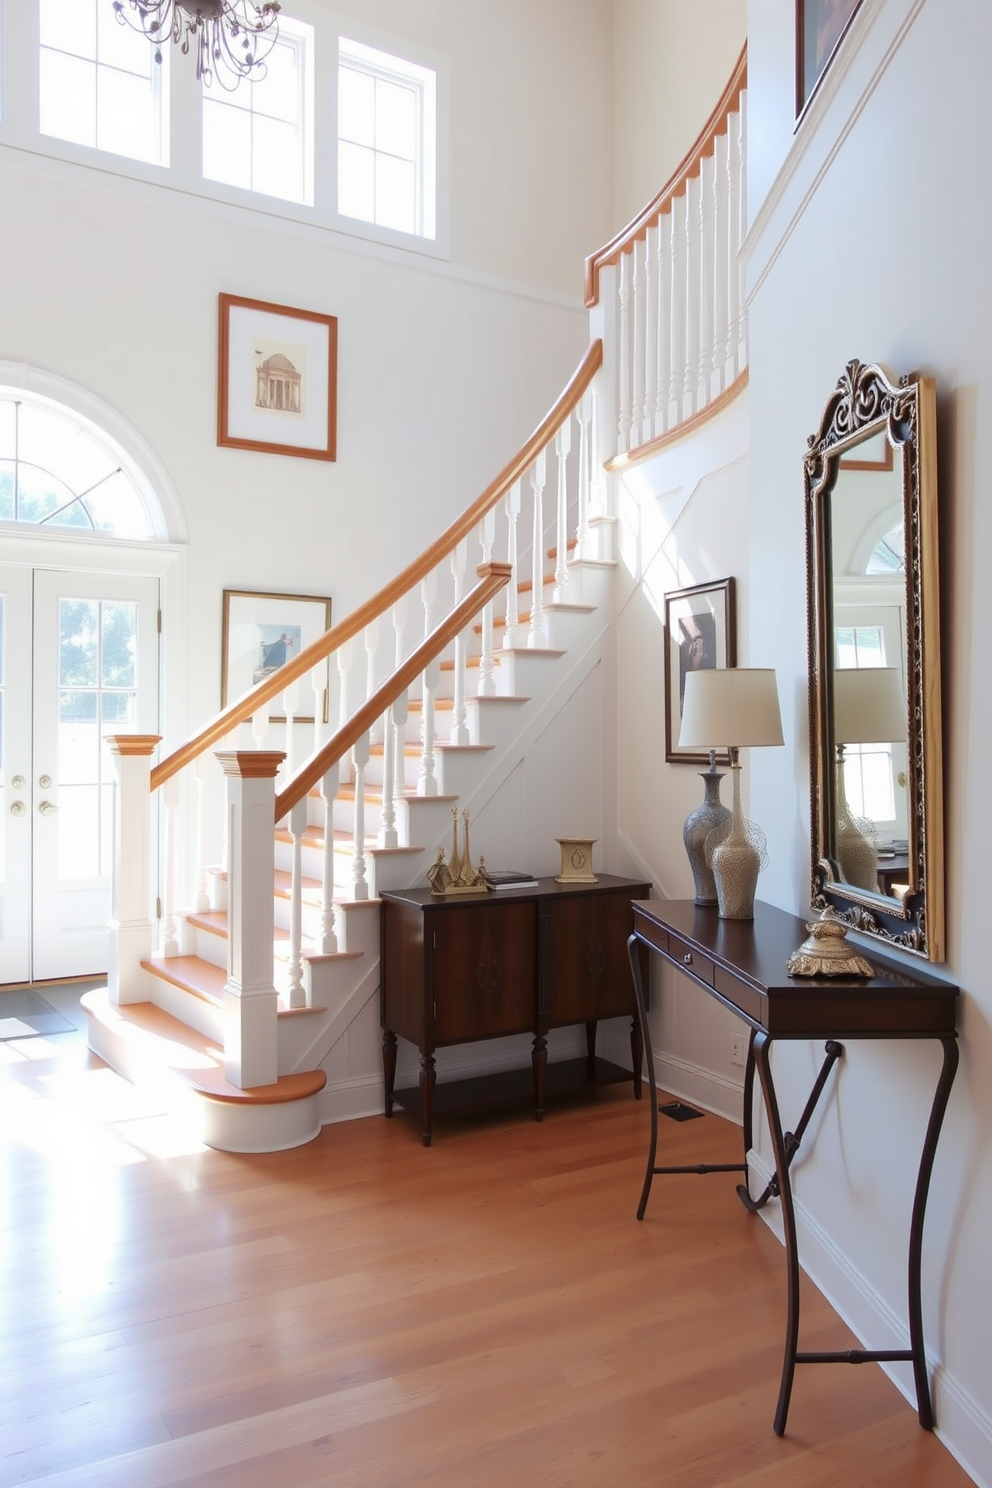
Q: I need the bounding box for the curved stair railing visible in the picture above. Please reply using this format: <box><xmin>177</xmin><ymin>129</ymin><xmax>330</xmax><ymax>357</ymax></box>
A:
<box><xmin>109</xmin><ymin>340</ymin><xmax>606</xmax><ymax>1087</ymax></box>
<box><xmin>586</xmin><ymin>44</ymin><xmax>747</xmax><ymax>465</ymax></box>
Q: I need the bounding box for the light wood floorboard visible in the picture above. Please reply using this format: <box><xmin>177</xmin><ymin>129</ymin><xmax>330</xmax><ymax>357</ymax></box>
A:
<box><xmin>0</xmin><ymin>988</ymin><xmax>975</xmax><ymax>1487</ymax></box>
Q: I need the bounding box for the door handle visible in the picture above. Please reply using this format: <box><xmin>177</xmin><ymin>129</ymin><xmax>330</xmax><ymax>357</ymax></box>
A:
<box><xmin>38</xmin><ymin>800</ymin><xmax>58</xmax><ymax>816</ymax></box>
<box><xmin>10</xmin><ymin>800</ymin><xmax>26</xmax><ymax>817</ymax></box>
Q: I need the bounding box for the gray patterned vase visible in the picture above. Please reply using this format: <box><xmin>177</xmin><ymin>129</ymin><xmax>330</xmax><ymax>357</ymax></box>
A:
<box><xmin>682</xmin><ymin>751</ymin><xmax>731</xmax><ymax>905</ymax></box>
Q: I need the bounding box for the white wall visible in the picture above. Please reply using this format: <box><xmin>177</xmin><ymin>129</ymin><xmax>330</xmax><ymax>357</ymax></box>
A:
<box><xmin>745</xmin><ymin>0</ymin><xmax>992</xmax><ymax>1479</ymax></box>
<box><xmin>611</xmin><ymin>0</ymin><xmax>746</xmax><ymax>233</ymax></box>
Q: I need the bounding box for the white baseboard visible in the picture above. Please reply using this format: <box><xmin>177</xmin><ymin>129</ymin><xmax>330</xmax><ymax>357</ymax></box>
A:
<box><xmin>747</xmin><ymin>1150</ymin><xmax>991</xmax><ymax>1488</ymax></box>
<box><xmin>317</xmin><ymin>1073</ymin><xmax>383</xmax><ymax>1127</ymax></box>
<box><xmin>650</xmin><ymin>1046</ymin><xmax>745</xmax><ymax>1125</ymax></box>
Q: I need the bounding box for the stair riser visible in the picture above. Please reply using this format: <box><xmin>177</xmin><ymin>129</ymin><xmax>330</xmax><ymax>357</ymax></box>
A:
<box><xmin>494</xmin><ymin>650</ymin><xmax>564</xmax><ymax>698</ymax></box>
<box><xmin>145</xmin><ymin>969</ymin><xmax>226</xmax><ymax>1043</ymax></box>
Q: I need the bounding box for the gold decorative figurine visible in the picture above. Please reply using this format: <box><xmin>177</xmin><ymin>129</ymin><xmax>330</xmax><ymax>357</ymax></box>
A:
<box><xmin>427</xmin><ymin>808</ymin><xmax>488</xmax><ymax>895</ymax></box>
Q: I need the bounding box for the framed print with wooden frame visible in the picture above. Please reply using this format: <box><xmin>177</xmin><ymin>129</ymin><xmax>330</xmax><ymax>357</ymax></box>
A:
<box><xmin>664</xmin><ymin>578</ymin><xmax>737</xmax><ymax>763</ymax></box>
<box><xmin>796</xmin><ymin>0</ymin><xmax>864</xmax><ymax>120</ymax></box>
<box><xmin>221</xmin><ymin>589</ymin><xmax>332</xmax><ymax>722</ymax></box>
<box><xmin>218</xmin><ymin>294</ymin><xmax>338</xmax><ymax>461</ymax></box>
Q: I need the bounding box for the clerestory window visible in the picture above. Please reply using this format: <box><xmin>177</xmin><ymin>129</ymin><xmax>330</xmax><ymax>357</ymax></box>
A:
<box><xmin>337</xmin><ymin>36</ymin><xmax>436</xmax><ymax>240</ymax></box>
<box><xmin>202</xmin><ymin>14</ymin><xmax>314</xmax><ymax>206</ymax></box>
<box><xmin>39</xmin><ymin>0</ymin><xmax>168</xmax><ymax>167</ymax></box>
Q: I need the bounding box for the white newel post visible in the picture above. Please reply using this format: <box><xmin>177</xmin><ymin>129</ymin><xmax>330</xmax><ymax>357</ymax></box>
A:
<box><xmin>108</xmin><ymin>735</ymin><xmax>160</xmax><ymax>1006</ymax></box>
<box><xmin>215</xmin><ymin>750</ymin><xmax>283</xmax><ymax>1088</ymax></box>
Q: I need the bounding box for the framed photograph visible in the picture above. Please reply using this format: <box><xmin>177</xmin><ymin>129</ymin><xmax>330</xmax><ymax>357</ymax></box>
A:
<box><xmin>664</xmin><ymin>578</ymin><xmax>737</xmax><ymax>763</ymax></box>
<box><xmin>221</xmin><ymin>589</ymin><xmax>332</xmax><ymax>722</ymax></box>
<box><xmin>796</xmin><ymin>0</ymin><xmax>864</xmax><ymax>119</ymax></box>
<box><xmin>217</xmin><ymin>293</ymin><xmax>338</xmax><ymax>461</ymax></box>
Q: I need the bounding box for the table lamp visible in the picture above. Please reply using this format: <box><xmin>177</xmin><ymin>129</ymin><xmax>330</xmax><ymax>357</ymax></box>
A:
<box><xmin>832</xmin><ymin>667</ymin><xmax>906</xmax><ymax>892</ymax></box>
<box><xmin>678</xmin><ymin>668</ymin><xmax>784</xmax><ymax>919</ymax></box>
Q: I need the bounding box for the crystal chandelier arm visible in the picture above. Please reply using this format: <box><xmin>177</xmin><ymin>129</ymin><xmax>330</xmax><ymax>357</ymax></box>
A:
<box><xmin>112</xmin><ymin>0</ymin><xmax>281</xmax><ymax>88</ymax></box>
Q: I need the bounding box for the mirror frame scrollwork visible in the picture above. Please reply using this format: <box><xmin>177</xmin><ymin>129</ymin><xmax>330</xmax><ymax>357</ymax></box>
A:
<box><xmin>805</xmin><ymin>359</ymin><xmax>944</xmax><ymax>961</ymax></box>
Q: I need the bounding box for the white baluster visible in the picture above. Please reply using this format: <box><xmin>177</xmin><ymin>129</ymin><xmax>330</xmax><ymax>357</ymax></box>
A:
<box><xmin>617</xmin><ymin>250</ymin><xmax>633</xmax><ymax>453</ymax></box>
<box><xmin>589</xmin><ymin>381</ymin><xmax>607</xmax><ymax>521</ymax></box>
<box><xmin>644</xmin><ymin>223</ymin><xmax>659</xmax><ymax>445</ymax></box>
<box><xmin>477</xmin><ymin>509</ymin><xmax>497</xmax><ymax>695</ymax></box>
<box><xmin>576</xmin><ymin>391</ymin><xmax>592</xmax><ymax>560</ymax></box>
<box><xmin>378</xmin><ymin>704</ymin><xmax>397</xmax><ymax>849</ymax></box>
<box><xmin>631</xmin><ymin>236</ymin><xmax>646</xmax><ymax>450</ymax></box>
<box><xmin>737</xmin><ymin>93</ymin><xmax>748</xmax><ymax>371</ymax></box>
<box><xmin>714</xmin><ymin>127</ymin><xmax>730</xmax><ymax>394</ymax></box>
<box><xmin>392</xmin><ymin>691</ymin><xmax>409</xmax><ymax>811</ymax></box>
<box><xmin>553</xmin><ymin>419</ymin><xmax>571</xmax><ymax>604</ymax></box>
<box><xmin>418</xmin><ymin>659</ymin><xmax>439</xmax><ymax>795</ymax></box>
<box><xmin>365</xmin><ymin>617</ymin><xmax>380</xmax><ymax>743</ymax></box>
<box><xmin>418</xmin><ymin>573</ymin><xmax>439</xmax><ymax>795</ymax></box>
<box><xmin>318</xmin><ymin>761</ymin><xmax>339</xmax><ymax>953</ymax></box>
<box><xmin>337</xmin><ymin>639</ymin><xmax>353</xmax><ymax>783</ymax></box>
<box><xmin>281</xmin><ymin>676</ymin><xmax>300</xmax><ymax>788</ymax></box>
<box><xmin>251</xmin><ymin>704</ymin><xmax>269</xmax><ymax>748</ymax></box>
<box><xmin>392</xmin><ymin>597</ymin><xmax>408</xmax><ymax>804</ymax></box>
<box><xmin>683</xmin><ymin>175</ymin><xmax>700</xmax><ymax>418</ymax></box>
<box><xmin>286</xmin><ymin>795</ymin><xmax>307</xmax><ymax>1009</ymax></box>
<box><xmin>193</xmin><ymin>750</ymin><xmax>211</xmax><ymax>913</ymax></box>
<box><xmin>698</xmin><ymin>150</ymin><xmax>715</xmax><ymax>406</ymax></box>
<box><xmin>160</xmin><ymin>772</ymin><xmax>181</xmax><ymax>957</ymax></box>
<box><xmin>655</xmin><ymin>214</ymin><xmax>670</xmax><ymax>436</ymax></box>
<box><xmin>311</xmin><ymin>661</ymin><xmax>328</xmax><ymax>759</ymax></box>
<box><xmin>729</xmin><ymin>105</ymin><xmax>743</xmax><ymax>378</ymax></box>
<box><xmin>528</xmin><ymin>451</ymin><xmax>548</xmax><ymax>649</ymax></box>
<box><xmin>217</xmin><ymin>729</ymin><xmax>237</xmax><ymax>895</ymax></box>
<box><xmin>668</xmin><ymin>195</ymin><xmax>685</xmax><ymax>424</ymax></box>
<box><xmin>503</xmin><ymin>481</ymin><xmax>522</xmax><ymax>649</ymax></box>
<box><xmin>350</xmin><ymin>733</ymin><xmax>370</xmax><ymax>900</ymax></box>
<box><xmin>449</xmin><ymin>539</ymin><xmax>469</xmax><ymax>744</ymax></box>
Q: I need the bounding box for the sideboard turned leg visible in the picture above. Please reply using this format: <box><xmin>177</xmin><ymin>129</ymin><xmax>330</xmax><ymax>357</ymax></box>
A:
<box><xmin>532</xmin><ymin>1034</ymin><xmax>548</xmax><ymax>1121</ymax></box>
<box><xmin>382</xmin><ymin>1029</ymin><xmax>397</xmax><ymax>1117</ymax></box>
<box><xmin>419</xmin><ymin>1053</ymin><xmax>436</xmax><ymax>1147</ymax></box>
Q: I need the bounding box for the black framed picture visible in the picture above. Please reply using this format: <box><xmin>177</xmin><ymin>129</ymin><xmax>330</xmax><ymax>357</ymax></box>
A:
<box><xmin>796</xmin><ymin>0</ymin><xmax>864</xmax><ymax>119</ymax></box>
<box><xmin>664</xmin><ymin>578</ymin><xmax>737</xmax><ymax>763</ymax></box>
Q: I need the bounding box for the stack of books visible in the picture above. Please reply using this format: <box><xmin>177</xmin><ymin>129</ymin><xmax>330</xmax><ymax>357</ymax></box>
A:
<box><xmin>484</xmin><ymin>869</ymin><xmax>540</xmax><ymax>892</ymax></box>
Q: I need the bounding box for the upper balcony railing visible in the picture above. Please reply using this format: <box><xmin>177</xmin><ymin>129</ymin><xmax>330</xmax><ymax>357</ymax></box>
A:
<box><xmin>586</xmin><ymin>44</ymin><xmax>747</xmax><ymax>466</ymax></box>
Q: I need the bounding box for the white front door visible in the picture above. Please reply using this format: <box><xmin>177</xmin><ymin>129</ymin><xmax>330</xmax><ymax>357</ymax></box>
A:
<box><xmin>0</xmin><ymin>566</ymin><xmax>160</xmax><ymax>984</ymax></box>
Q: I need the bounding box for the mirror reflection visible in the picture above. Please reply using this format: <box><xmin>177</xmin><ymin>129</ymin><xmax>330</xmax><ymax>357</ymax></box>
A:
<box><xmin>827</xmin><ymin>429</ymin><xmax>909</xmax><ymax>902</ymax></box>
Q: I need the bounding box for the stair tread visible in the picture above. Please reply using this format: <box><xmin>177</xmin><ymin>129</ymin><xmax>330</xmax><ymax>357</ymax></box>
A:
<box><xmin>81</xmin><ymin>989</ymin><xmax>325</xmax><ymax>1106</ymax></box>
<box><xmin>144</xmin><ymin>953</ymin><xmax>227</xmax><ymax>1005</ymax></box>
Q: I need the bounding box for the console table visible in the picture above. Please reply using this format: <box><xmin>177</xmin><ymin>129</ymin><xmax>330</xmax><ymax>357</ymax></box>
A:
<box><xmin>626</xmin><ymin>898</ymin><xmax>959</xmax><ymax>1437</ymax></box>
<box><xmin>380</xmin><ymin>874</ymin><xmax>651</xmax><ymax>1145</ymax></box>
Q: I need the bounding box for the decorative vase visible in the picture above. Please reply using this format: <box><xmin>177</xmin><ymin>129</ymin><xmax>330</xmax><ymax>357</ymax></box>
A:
<box><xmin>709</xmin><ymin>760</ymin><xmax>766</xmax><ymax>920</ymax></box>
<box><xmin>683</xmin><ymin>751</ymin><xmax>731</xmax><ymax>906</ymax></box>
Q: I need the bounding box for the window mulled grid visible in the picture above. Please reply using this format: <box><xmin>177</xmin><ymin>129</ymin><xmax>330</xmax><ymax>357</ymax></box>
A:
<box><xmin>202</xmin><ymin>15</ymin><xmax>314</xmax><ymax>207</ymax></box>
<box><xmin>337</xmin><ymin>37</ymin><xmax>436</xmax><ymax>241</ymax></box>
<box><xmin>38</xmin><ymin>0</ymin><xmax>168</xmax><ymax>167</ymax></box>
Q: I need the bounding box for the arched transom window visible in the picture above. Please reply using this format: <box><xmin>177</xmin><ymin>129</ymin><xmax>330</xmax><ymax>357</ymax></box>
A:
<box><xmin>0</xmin><ymin>390</ymin><xmax>158</xmax><ymax>539</ymax></box>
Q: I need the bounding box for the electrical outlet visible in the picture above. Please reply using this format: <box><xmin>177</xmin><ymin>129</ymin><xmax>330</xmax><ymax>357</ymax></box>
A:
<box><xmin>730</xmin><ymin>1033</ymin><xmax>747</xmax><ymax>1066</ymax></box>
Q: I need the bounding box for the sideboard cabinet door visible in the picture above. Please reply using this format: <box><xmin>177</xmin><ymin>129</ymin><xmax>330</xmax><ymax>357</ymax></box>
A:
<box><xmin>432</xmin><ymin>899</ymin><xmax>538</xmax><ymax>1046</ymax></box>
<box><xmin>544</xmin><ymin>891</ymin><xmax>640</xmax><ymax>1026</ymax></box>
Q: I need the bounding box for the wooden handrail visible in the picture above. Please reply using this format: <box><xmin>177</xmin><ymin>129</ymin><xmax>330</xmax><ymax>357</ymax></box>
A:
<box><xmin>273</xmin><ymin>563</ymin><xmax>512</xmax><ymax>820</ymax></box>
<box><xmin>151</xmin><ymin>340</ymin><xmax>603</xmax><ymax>793</ymax></box>
<box><xmin>584</xmin><ymin>44</ymin><xmax>747</xmax><ymax>308</ymax></box>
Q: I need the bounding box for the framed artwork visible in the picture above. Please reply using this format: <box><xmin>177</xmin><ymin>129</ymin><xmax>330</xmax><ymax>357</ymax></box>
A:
<box><xmin>796</xmin><ymin>0</ymin><xmax>864</xmax><ymax>119</ymax></box>
<box><xmin>217</xmin><ymin>293</ymin><xmax>338</xmax><ymax>461</ymax></box>
<box><xmin>664</xmin><ymin>577</ymin><xmax>737</xmax><ymax>763</ymax></box>
<box><xmin>221</xmin><ymin>589</ymin><xmax>332</xmax><ymax>722</ymax></box>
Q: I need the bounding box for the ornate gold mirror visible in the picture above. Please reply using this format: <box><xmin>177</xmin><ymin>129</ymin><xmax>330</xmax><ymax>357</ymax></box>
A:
<box><xmin>805</xmin><ymin>360</ymin><xmax>944</xmax><ymax>960</ymax></box>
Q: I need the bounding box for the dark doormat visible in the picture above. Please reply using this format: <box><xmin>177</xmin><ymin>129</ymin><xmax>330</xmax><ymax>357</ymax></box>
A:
<box><xmin>0</xmin><ymin>990</ymin><xmax>75</xmax><ymax>1040</ymax></box>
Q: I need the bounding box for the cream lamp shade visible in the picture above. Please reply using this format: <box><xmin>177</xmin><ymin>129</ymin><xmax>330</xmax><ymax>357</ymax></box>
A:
<box><xmin>832</xmin><ymin>667</ymin><xmax>906</xmax><ymax>746</ymax></box>
<box><xmin>679</xmin><ymin>668</ymin><xmax>784</xmax><ymax>751</ymax></box>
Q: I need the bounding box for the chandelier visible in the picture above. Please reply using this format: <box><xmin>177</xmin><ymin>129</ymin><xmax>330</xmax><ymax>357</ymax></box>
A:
<box><xmin>112</xmin><ymin>1</ymin><xmax>281</xmax><ymax>90</ymax></box>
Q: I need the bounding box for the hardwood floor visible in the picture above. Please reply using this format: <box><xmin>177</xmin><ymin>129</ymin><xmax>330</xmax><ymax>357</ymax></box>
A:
<box><xmin>0</xmin><ymin>989</ymin><xmax>975</xmax><ymax>1488</ymax></box>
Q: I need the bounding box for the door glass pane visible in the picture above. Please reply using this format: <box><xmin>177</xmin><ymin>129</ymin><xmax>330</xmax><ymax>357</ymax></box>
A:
<box><xmin>60</xmin><ymin>599</ymin><xmax>99</xmax><ymax>686</ymax></box>
<box><xmin>59</xmin><ymin>690</ymin><xmax>99</xmax><ymax>783</ymax></box>
<box><xmin>0</xmin><ymin>463</ymin><xmax>13</xmax><ymax>521</ymax></box>
<box><xmin>101</xmin><ymin>602</ymin><xmax>136</xmax><ymax>687</ymax></box>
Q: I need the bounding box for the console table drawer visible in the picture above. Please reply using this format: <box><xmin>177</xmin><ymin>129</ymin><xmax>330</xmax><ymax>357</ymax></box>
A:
<box><xmin>668</xmin><ymin>932</ymin><xmax>716</xmax><ymax>985</ymax></box>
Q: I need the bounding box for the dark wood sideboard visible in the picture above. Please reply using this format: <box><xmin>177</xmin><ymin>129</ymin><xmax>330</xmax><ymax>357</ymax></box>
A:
<box><xmin>379</xmin><ymin>874</ymin><xmax>651</xmax><ymax>1144</ymax></box>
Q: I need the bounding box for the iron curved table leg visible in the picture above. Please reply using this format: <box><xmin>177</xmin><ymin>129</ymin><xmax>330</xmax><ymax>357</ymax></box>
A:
<box><xmin>628</xmin><ymin>932</ymin><xmax>658</xmax><ymax>1222</ymax></box>
<box><xmin>908</xmin><ymin>1034</ymin><xmax>959</xmax><ymax>1429</ymax></box>
<box><xmin>752</xmin><ymin>1030</ymin><xmax>801</xmax><ymax>1437</ymax></box>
